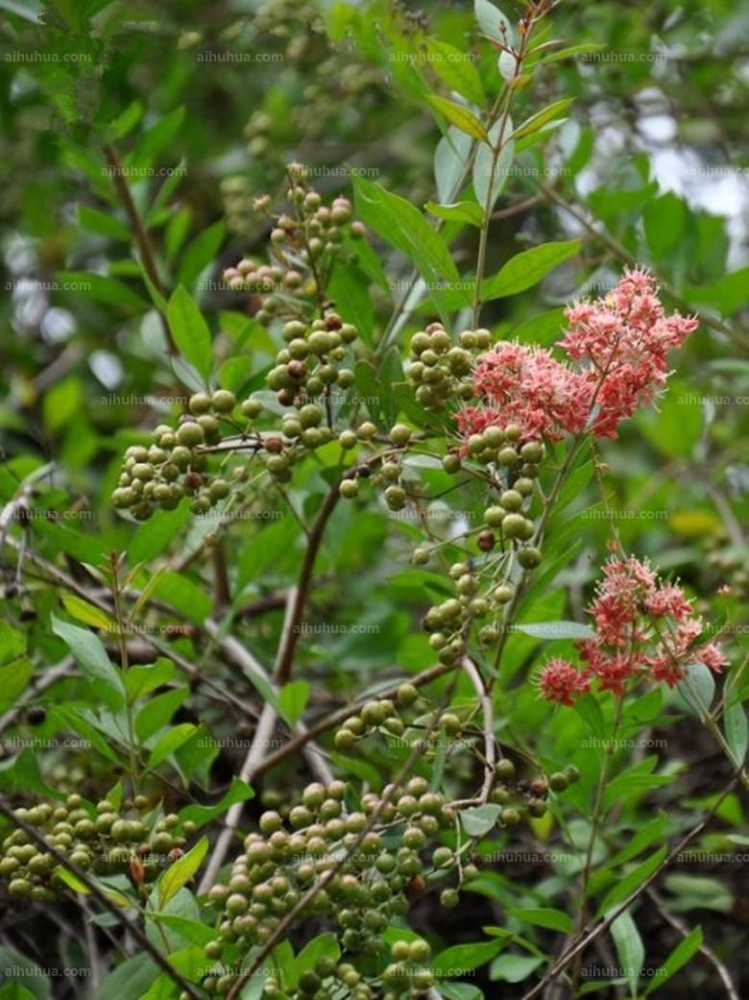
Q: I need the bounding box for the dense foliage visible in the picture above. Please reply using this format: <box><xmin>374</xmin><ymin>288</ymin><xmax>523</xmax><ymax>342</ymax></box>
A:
<box><xmin>1</xmin><ymin>1</ymin><xmax>748</xmax><ymax>999</ymax></box>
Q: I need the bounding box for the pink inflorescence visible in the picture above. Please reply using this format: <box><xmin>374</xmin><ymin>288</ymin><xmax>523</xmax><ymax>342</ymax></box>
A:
<box><xmin>457</xmin><ymin>269</ymin><xmax>698</xmax><ymax>446</ymax></box>
<box><xmin>538</xmin><ymin>556</ymin><xmax>728</xmax><ymax>705</ymax></box>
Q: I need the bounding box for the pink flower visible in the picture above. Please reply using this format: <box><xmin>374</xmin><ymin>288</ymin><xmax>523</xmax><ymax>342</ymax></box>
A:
<box><xmin>456</xmin><ymin>269</ymin><xmax>697</xmax><ymax>449</ymax></box>
<box><xmin>539</xmin><ymin>554</ymin><xmax>728</xmax><ymax>706</ymax></box>
<box><xmin>560</xmin><ymin>269</ymin><xmax>698</xmax><ymax>438</ymax></box>
<box><xmin>459</xmin><ymin>342</ymin><xmax>588</xmax><ymax>444</ymax></box>
<box><xmin>539</xmin><ymin>659</ymin><xmax>591</xmax><ymax>705</ymax></box>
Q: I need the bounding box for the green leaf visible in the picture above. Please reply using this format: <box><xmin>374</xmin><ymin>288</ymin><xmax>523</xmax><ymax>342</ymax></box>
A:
<box><xmin>130</xmin><ymin>107</ymin><xmax>185</xmax><ymax>170</ymax></box>
<box><xmin>609</xmin><ymin>908</ymin><xmax>644</xmax><ymax>997</ymax></box>
<box><xmin>482</xmin><ymin>240</ymin><xmax>581</xmax><ymax>300</ymax></box>
<box><xmin>435</xmin><ymin>938</ymin><xmax>506</xmax><ymax>974</ymax></box>
<box><xmin>598</xmin><ymin>847</ymin><xmax>668</xmax><ymax>915</ymax></box>
<box><xmin>573</xmin><ymin>693</ymin><xmax>607</xmax><ymax>737</ymax></box>
<box><xmin>167</xmin><ymin>285</ymin><xmax>213</xmax><ymax>382</ymax></box>
<box><xmin>0</xmin><ymin>621</ymin><xmax>26</xmax><ymax>665</ymax></box>
<box><xmin>96</xmin><ymin>954</ymin><xmax>159</xmax><ymax>1000</ymax></box>
<box><xmin>60</xmin><ymin>594</ymin><xmax>117</xmax><ymax>631</ymax></box>
<box><xmin>460</xmin><ymin>804</ymin><xmax>501</xmax><ymax>837</ymax></box>
<box><xmin>490</xmin><ymin>953</ymin><xmax>545</xmax><ymax>983</ymax></box>
<box><xmin>178</xmin><ymin>221</ymin><xmax>226</xmax><ymax>289</ymax></box>
<box><xmin>473</xmin><ymin>117</ymin><xmax>514</xmax><ymax>215</ymax></box>
<box><xmin>353</xmin><ymin>177</ymin><xmax>466</xmax><ymax>319</ymax></box>
<box><xmin>149</xmin><ymin>723</ymin><xmax>198</xmax><ymax>767</ymax></box>
<box><xmin>51</xmin><ymin>615</ymin><xmax>126</xmax><ymax>710</ymax></box>
<box><xmin>77</xmin><ymin>205</ymin><xmax>131</xmax><ymax>241</ymax></box>
<box><xmin>607</xmin><ymin>816</ymin><xmax>668</xmax><ymax>869</ymax></box>
<box><xmin>151</xmin><ymin>571</ymin><xmax>212</xmax><ymax>624</ymax></box>
<box><xmin>0</xmin><ymin>658</ymin><xmax>33</xmax><ymax>710</ymax></box>
<box><xmin>0</xmin><ymin>947</ymin><xmax>50</xmax><ymax>1000</ymax></box>
<box><xmin>723</xmin><ymin>699</ymin><xmax>748</xmax><ymax>765</ymax></box>
<box><xmin>427</xmin><ymin>39</ymin><xmax>485</xmax><ymax>105</ymax></box>
<box><xmin>644</xmin><ymin>926</ymin><xmax>703</xmax><ymax>995</ymax></box>
<box><xmin>427</xmin><ymin>95</ymin><xmax>489</xmax><ymax>142</ymax></box>
<box><xmin>475</xmin><ymin>0</ymin><xmax>515</xmax><ymax>47</ymax></box>
<box><xmin>180</xmin><ymin>777</ymin><xmax>255</xmax><ymax>829</ymax></box>
<box><xmin>510</xmin><ymin>99</ymin><xmax>573</xmax><ymax>142</ymax></box>
<box><xmin>129</xmin><ymin>503</ymin><xmax>191</xmax><ymax>564</ymax></box>
<box><xmin>425</xmin><ymin>201</ymin><xmax>484</xmax><ymax>227</ymax></box>
<box><xmin>434</xmin><ymin>126</ymin><xmax>474</xmax><ymax>205</ymax></box>
<box><xmin>676</xmin><ymin>662</ymin><xmax>715</xmax><ymax>717</ymax></box>
<box><xmin>157</xmin><ymin>836</ymin><xmax>208</xmax><ymax>907</ymax></box>
<box><xmin>0</xmin><ymin>0</ymin><xmax>43</xmax><ymax>22</ymax></box>
<box><xmin>295</xmin><ymin>932</ymin><xmax>341</xmax><ymax>975</ymax></box>
<box><xmin>54</xmin><ymin>866</ymin><xmax>133</xmax><ymax>906</ymax></box>
<box><xmin>55</xmin><ymin>272</ymin><xmax>147</xmax><ymax>308</ymax></box>
<box><xmin>662</xmin><ymin>874</ymin><xmax>733</xmax><ymax>913</ymax></box>
<box><xmin>278</xmin><ymin>680</ymin><xmax>310</xmax><ymax>727</ymax></box>
<box><xmin>0</xmin><ymin>985</ymin><xmax>39</xmax><ymax>1000</ymax></box>
<box><xmin>514</xmin><ymin>620</ymin><xmax>595</xmax><ymax>640</ymax></box>
<box><xmin>506</xmin><ymin>907</ymin><xmax>574</xmax><ymax>933</ymax></box>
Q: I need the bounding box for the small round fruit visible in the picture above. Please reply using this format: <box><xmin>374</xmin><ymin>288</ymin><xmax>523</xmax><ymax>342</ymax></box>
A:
<box><xmin>188</xmin><ymin>392</ymin><xmax>212</xmax><ymax>415</ymax></box>
<box><xmin>339</xmin><ymin>479</ymin><xmax>359</xmax><ymax>499</ymax></box>
<box><xmin>389</xmin><ymin>424</ymin><xmax>412</xmax><ymax>447</ymax></box>
<box><xmin>518</xmin><ymin>546</ymin><xmax>542</xmax><ymax>568</ymax></box>
<box><xmin>176</xmin><ymin>422</ymin><xmax>205</xmax><ymax>447</ymax></box>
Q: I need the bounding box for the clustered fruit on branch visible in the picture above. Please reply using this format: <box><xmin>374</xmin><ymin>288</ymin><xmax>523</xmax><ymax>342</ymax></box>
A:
<box><xmin>0</xmin><ymin>794</ymin><xmax>194</xmax><ymax>900</ymax></box>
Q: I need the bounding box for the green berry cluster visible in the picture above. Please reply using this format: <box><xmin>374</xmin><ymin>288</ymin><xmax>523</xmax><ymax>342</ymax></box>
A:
<box><xmin>223</xmin><ymin>167</ymin><xmax>365</xmax><ymax>324</ymax></box>
<box><xmin>407</xmin><ymin>323</ymin><xmax>480</xmax><ymax>411</ymax></box>
<box><xmin>0</xmin><ymin>795</ymin><xmax>194</xmax><ymax>900</ymax></box>
<box><xmin>333</xmin><ymin>689</ymin><xmax>419</xmax><ymax>752</ymax></box>
<box><xmin>267</xmin><ymin>312</ymin><xmax>357</xmax><ymax>409</ymax></box>
<box><xmin>485</xmin><ymin>760</ymin><xmax>577</xmax><ymax>826</ymax></box>
<box><xmin>201</xmin><ymin>779</ymin><xmax>455</xmax><ymax>995</ymax></box>
<box><xmin>111</xmin><ymin>390</ymin><xmax>238</xmax><ymax>520</ymax></box>
<box><xmin>380</xmin><ymin>938</ymin><xmax>435</xmax><ymax>998</ymax></box>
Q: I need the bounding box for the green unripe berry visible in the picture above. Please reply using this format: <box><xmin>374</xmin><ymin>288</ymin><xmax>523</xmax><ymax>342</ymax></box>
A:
<box><xmin>495</xmin><ymin>758</ymin><xmax>516</xmax><ymax>779</ymax></box>
<box><xmin>484</xmin><ymin>505</ymin><xmax>505</xmax><ymax>528</ymax></box>
<box><xmin>384</xmin><ymin>485</ymin><xmax>406</xmax><ymax>511</ymax></box>
<box><xmin>442</xmin><ymin>453</ymin><xmax>461</xmax><ymax>474</ymax></box>
<box><xmin>396</xmin><ymin>683</ymin><xmax>418</xmax><ymax>707</ymax></box>
<box><xmin>389</xmin><ymin>424</ymin><xmax>412</xmax><ymax>447</ymax></box>
<box><xmin>177</xmin><ymin>422</ymin><xmax>205</xmax><ymax>447</ymax></box>
<box><xmin>358</xmin><ymin>421</ymin><xmax>377</xmax><ymax>440</ymax></box>
<box><xmin>500</xmin><ymin>489</ymin><xmax>523</xmax><ymax>512</ymax></box>
<box><xmin>440</xmin><ymin>887</ymin><xmax>459</xmax><ymax>908</ymax></box>
<box><xmin>564</xmin><ymin>764</ymin><xmax>581</xmax><ymax>783</ymax></box>
<box><xmin>520</xmin><ymin>441</ymin><xmax>544</xmax><ymax>463</ymax></box>
<box><xmin>501</xmin><ymin>808</ymin><xmax>521</xmax><ymax>826</ymax></box>
<box><xmin>518</xmin><ymin>547</ymin><xmax>542</xmax><ymax>568</ymax></box>
<box><xmin>409</xmin><ymin>939</ymin><xmax>431</xmax><ymax>963</ymax></box>
<box><xmin>339</xmin><ymin>479</ymin><xmax>359</xmax><ymax>499</ymax></box>
<box><xmin>498</xmin><ymin>446</ymin><xmax>519</xmax><ymax>466</ymax></box>
<box><xmin>502</xmin><ymin>513</ymin><xmax>528</xmax><ymax>539</ymax></box>
<box><xmin>241</xmin><ymin>399</ymin><xmax>263</xmax><ymax>419</ymax></box>
<box><xmin>513</xmin><ymin>477</ymin><xmax>535</xmax><ymax>496</ymax></box>
<box><xmin>189</xmin><ymin>392</ymin><xmax>212</xmax><ymax>415</ymax></box>
<box><xmin>339</xmin><ymin>430</ymin><xmax>357</xmax><ymax>450</ymax></box>
<box><xmin>334</xmin><ymin>729</ymin><xmax>357</xmax><ymax>751</ymax></box>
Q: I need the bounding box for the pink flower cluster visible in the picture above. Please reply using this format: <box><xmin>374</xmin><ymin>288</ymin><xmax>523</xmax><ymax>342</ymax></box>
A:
<box><xmin>457</xmin><ymin>269</ymin><xmax>698</xmax><ymax>445</ymax></box>
<box><xmin>538</xmin><ymin>556</ymin><xmax>728</xmax><ymax>705</ymax></box>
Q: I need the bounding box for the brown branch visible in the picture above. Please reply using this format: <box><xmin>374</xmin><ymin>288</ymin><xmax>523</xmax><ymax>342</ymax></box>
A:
<box><xmin>102</xmin><ymin>145</ymin><xmax>177</xmax><ymax>356</ymax></box>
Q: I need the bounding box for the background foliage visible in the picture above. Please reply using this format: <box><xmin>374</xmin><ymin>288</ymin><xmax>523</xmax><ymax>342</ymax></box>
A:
<box><xmin>1</xmin><ymin>1</ymin><xmax>748</xmax><ymax>999</ymax></box>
